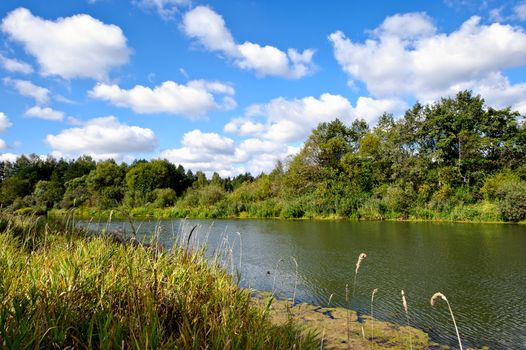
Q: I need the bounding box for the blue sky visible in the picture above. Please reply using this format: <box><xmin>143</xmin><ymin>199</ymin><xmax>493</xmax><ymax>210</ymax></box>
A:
<box><xmin>1</xmin><ymin>0</ymin><xmax>526</xmax><ymax>176</ymax></box>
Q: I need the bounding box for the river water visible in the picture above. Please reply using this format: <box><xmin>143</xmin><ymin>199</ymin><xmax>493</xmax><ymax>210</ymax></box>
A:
<box><xmin>81</xmin><ymin>219</ymin><xmax>526</xmax><ymax>349</ymax></box>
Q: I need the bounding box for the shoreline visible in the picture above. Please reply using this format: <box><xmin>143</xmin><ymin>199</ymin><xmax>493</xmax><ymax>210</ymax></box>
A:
<box><xmin>252</xmin><ymin>292</ymin><xmax>465</xmax><ymax>350</ymax></box>
<box><xmin>252</xmin><ymin>291</ymin><xmax>490</xmax><ymax>350</ymax></box>
<box><xmin>47</xmin><ymin>207</ymin><xmax>522</xmax><ymax>225</ymax></box>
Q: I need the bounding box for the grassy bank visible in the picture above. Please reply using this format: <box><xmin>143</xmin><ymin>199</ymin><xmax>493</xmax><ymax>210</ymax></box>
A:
<box><xmin>0</xmin><ymin>213</ymin><xmax>317</xmax><ymax>349</ymax></box>
<box><xmin>47</xmin><ymin>199</ymin><xmax>510</xmax><ymax>224</ymax></box>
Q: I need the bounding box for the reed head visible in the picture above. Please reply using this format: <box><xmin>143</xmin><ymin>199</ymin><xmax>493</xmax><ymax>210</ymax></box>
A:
<box><xmin>431</xmin><ymin>292</ymin><xmax>448</xmax><ymax>306</ymax></box>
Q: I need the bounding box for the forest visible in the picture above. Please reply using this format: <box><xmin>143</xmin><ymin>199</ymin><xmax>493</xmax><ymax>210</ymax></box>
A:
<box><xmin>2</xmin><ymin>91</ymin><xmax>526</xmax><ymax>222</ymax></box>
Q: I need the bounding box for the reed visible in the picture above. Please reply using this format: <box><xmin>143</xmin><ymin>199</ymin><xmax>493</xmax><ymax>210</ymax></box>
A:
<box><xmin>401</xmin><ymin>290</ymin><xmax>413</xmax><ymax>350</ymax></box>
<box><xmin>431</xmin><ymin>292</ymin><xmax>463</xmax><ymax>350</ymax></box>
<box><xmin>320</xmin><ymin>293</ymin><xmax>334</xmax><ymax>350</ymax></box>
<box><xmin>0</xmin><ymin>212</ymin><xmax>317</xmax><ymax>349</ymax></box>
<box><xmin>347</xmin><ymin>252</ymin><xmax>367</xmax><ymax>350</ymax></box>
<box><xmin>290</xmin><ymin>256</ymin><xmax>299</xmax><ymax>306</ymax></box>
<box><xmin>370</xmin><ymin>288</ymin><xmax>378</xmax><ymax>343</ymax></box>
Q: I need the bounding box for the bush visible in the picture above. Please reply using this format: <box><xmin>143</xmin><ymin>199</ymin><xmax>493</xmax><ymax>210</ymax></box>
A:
<box><xmin>499</xmin><ymin>184</ymin><xmax>526</xmax><ymax>221</ymax></box>
<box><xmin>481</xmin><ymin>171</ymin><xmax>526</xmax><ymax>221</ymax></box>
<box><xmin>152</xmin><ymin>188</ymin><xmax>177</xmax><ymax>208</ymax></box>
<box><xmin>280</xmin><ymin>202</ymin><xmax>305</xmax><ymax>219</ymax></box>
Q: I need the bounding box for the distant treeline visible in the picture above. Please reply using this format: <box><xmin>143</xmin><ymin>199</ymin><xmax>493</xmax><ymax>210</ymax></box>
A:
<box><xmin>2</xmin><ymin>91</ymin><xmax>526</xmax><ymax>222</ymax></box>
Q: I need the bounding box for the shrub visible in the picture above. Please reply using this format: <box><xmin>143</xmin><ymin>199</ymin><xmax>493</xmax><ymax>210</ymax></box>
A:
<box><xmin>499</xmin><ymin>184</ymin><xmax>526</xmax><ymax>221</ymax></box>
<box><xmin>280</xmin><ymin>202</ymin><xmax>305</xmax><ymax>219</ymax></box>
<box><xmin>152</xmin><ymin>188</ymin><xmax>177</xmax><ymax>208</ymax></box>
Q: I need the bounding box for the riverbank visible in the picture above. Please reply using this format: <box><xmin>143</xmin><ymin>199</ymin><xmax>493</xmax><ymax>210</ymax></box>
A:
<box><xmin>47</xmin><ymin>204</ymin><xmax>523</xmax><ymax>225</ymax></box>
<box><xmin>255</xmin><ymin>293</ymin><xmax>491</xmax><ymax>350</ymax></box>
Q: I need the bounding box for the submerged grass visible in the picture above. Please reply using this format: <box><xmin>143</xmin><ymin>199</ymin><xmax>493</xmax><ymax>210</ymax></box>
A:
<box><xmin>0</xmin><ymin>212</ymin><xmax>317</xmax><ymax>349</ymax></box>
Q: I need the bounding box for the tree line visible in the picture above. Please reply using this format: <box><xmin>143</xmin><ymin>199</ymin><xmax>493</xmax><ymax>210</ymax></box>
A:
<box><xmin>2</xmin><ymin>91</ymin><xmax>526</xmax><ymax>221</ymax></box>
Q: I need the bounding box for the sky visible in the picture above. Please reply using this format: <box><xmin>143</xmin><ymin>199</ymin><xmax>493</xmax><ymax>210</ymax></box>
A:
<box><xmin>1</xmin><ymin>0</ymin><xmax>526</xmax><ymax>176</ymax></box>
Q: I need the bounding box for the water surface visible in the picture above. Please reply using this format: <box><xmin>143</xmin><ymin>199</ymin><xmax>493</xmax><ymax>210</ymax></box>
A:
<box><xmin>82</xmin><ymin>219</ymin><xmax>526</xmax><ymax>349</ymax></box>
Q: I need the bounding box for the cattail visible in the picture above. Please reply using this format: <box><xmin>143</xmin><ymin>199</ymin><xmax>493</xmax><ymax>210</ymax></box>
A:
<box><xmin>370</xmin><ymin>288</ymin><xmax>378</xmax><ymax>342</ymax></box>
<box><xmin>401</xmin><ymin>290</ymin><xmax>413</xmax><ymax>350</ymax></box>
<box><xmin>431</xmin><ymin>292</ymin><xmax>463</xmax><ymax>350</ymax></box>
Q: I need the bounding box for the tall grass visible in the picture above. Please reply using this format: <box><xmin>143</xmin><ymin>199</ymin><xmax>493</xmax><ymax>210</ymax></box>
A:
<box><xmin>431</xmin><ymin>292</ymin><xmax>463</xmax><ymax>350</ymax></box>
<box><xmin>346</xmin><ymin>252</ymin><xmax>367</xmax><ymax>349</ymax></box>
<box><xmin>370</xmin><ymin>288</ymin><xmax>378</xmax><ymax>343</ymax></box>
<box><xmin>0</xmin><ymin>212</ymin><xmax>317</xmax><ymax>349</ymax></box>
<box><xmin>401</xmin><ymin>290</ymin><xmax>413</xmax><ymax>350</ymax></box>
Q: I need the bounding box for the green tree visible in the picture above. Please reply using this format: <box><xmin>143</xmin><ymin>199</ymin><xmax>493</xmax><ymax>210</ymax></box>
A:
<box><xmin>86</xmin><ymin>160</ymin><xmax>125</xmax><ymax>208</ymax></box>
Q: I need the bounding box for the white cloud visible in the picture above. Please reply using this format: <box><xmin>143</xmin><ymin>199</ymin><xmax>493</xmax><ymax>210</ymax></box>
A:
<box><xmin>46</xmin><ymin>116</ymin><xmax>157</xmax><ymax>160</ymax></box>
<box><xmin>473</xmin><ymin>72</ymin><xmax>526</xmax><ymax>114</ymax></box>
<box><xmin>182</xmin><ymin>6</ymin><xmax>315</xmax><ymax>79</ymax></box>
<box><xmin>0</xmin><ymin>112</ymin><xmax>12</xmax><ymax>133</ymax></box>
<box><xmin>374</xmin><ymin>12</ymin><xmax>436</xmax><ymax>40</ymax></box>
<box><xmin>160</xmin><ymin>129</ymin><xmax>293</xmax><ymax>176</ymax></box>
<box><xmin>1</xmin><ymin>7</ymin><xmax>130</xmax><ymax>80</ymax></box>
<box><xmin>25</xmin><ymin>106</ymin><xmax>65</xmax><ymax>121</ymax></box>
<box><xmin>89</xmin><ymin>79</ymin><xmax>236</xmax><ymax>117</ymax></box>
<box><xmin>0</xmin><ymin>53</ymin><xmax>33</xmax><ymax>74</ymax></box>
<box><xmin>0</xmin><ymin>152</ymin><xmax>17</xmax><ymax>161</ymax></box>
<box><xmin>354</xmin><ymin>97</ymin><xmax>408</xmax><ymax>123</ymax></box>
<box><xmin>514</xmin><ymin>1</ymin><xmax>526</xmax><ymax>20</ymax></box>
<box><xmin>0</xmin><ymin>112</ymin><xmax>12</xmax><ymax>151</ymax></box>
<box><xmin>225</xmin><ymin>94</ymin><xmax>355</xmax><ymax>143</ymax></box>
<box><xmin>160</xmin><ymin>130</ymin><xmax>240</xmax><ymax>176</ymax></box>
<box><xmin>4</xmin><ymin>78</ymin><xmax>50</xmax><ymax>104</ymax></box>
<box><xmin>329</xmin><ymin>13</ymin><xmax>526</xmax><ymax>102</ymax></box>
<box><xmin>134</xmin><ymin>0</ymin><xmax>190</xmax><ymax>20</ymax></box>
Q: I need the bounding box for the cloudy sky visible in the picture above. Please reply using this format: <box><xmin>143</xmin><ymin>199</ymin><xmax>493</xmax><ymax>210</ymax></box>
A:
<box><xmin>1</xmin><ymin>0</ymin><xmax>526</xmax><ymax>176</ymax></box>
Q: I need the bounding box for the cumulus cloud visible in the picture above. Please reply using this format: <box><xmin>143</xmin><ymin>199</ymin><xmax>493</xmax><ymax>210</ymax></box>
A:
<box><xmin>4</xmin><ymin>78</ymin><xmax>50</xmax><ymax>104</ymax></box>
<box><xmin>46</xmin><ymin>116</ymin><xmax>157</xmax><ymax>160</ymax></box>
<box><xmin>0</xmin><ymin>112</ymin><xmax>12</xmax><ymax>151</ymax></box>
<box><xmin>329</xmin><ymin>13</ymin><xmax>526</xmax><ymax>107</ymax></box>
<box><xmin>473</xmin><ymin>72</ymin><xmax>526</xmax><ymax>114</ymax></box>
<box><xmin>0</xmin><ymin>53</ymin><xmax>33</xmax><ymax>74</ymax></box>
<box><xmin>225</xmin><ymin>93</ymin><xmax>403</xmax><ymax>144</ymax></box>
<box><xmin>25</xmin><ymin>106</ymin><xmax>65</xmax><ymax>121</ymax></box>
<box><xmin>89</xmin><ymin>79</ymin><xmax>236</xmax><ymax>117</ymax></box>
<box><xmin>160</xmin><ymin>129</ymin><xmax>293</xmax><ymax>176</ymax></box>
<box><xmin>0</xmin><ymin>112</ymin><xmax>12</xmax><ymax>133</ymax></box>
<box><xmin>353</xmin><ymin>97</ymin><xmax>408</xmax><ymax>122</ymax></box>
<box><xmin>134</xmin><ymin>0</ymin><xmax>190</xmax><ymax>19</ymax></box>
<box><xmin>1</xmin><ymin>7</ymin><xmax>130</xmax><ymax>80</ymax></box>
<box><xmin>160</xmin><ymin>130</ymin><xmax>240</xmax><ymax>176</ymax></box>
<box><xmin>182</xmin><ymin>6</ymin><xmax>315</xmax><ymax>79</ymax></box>
<box><xmin>0</xmin><ymin>152</ymin><xmax>17</xmax><ymax>161</ymax></box>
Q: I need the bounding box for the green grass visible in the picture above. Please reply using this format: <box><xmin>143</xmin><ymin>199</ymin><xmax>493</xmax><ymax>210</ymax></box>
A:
<box><xmin>0</xmin><ymin>212</ymin><xmax>317</xmax><ymax>349</ymax></box>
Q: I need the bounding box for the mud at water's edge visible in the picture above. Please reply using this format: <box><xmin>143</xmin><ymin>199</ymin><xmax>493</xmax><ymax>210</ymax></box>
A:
<box><xmin>251</xmin><ymin>291</ymin><xmax>489</xmax><ymax>350</ymax></box>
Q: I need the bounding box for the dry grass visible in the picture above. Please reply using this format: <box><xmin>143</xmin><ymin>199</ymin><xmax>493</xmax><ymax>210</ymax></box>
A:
<box><xmin>431</xmin><ymin>292</ymin><xmax>464</xmax><ymax>350</ymax></box>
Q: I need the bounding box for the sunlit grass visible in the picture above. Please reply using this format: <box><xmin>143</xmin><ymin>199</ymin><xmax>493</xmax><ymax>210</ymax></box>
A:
<box><xmin>0</xmin><ymin>213</ymin><xmax>317</xmax><ymax>349</ymax></box>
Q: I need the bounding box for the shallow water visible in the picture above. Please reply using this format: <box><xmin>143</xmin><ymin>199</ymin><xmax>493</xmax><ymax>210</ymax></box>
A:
<box><xmin>81</xmin><ymin>219</ymin><xmax>526</xmax><ymax>349</ymax></box>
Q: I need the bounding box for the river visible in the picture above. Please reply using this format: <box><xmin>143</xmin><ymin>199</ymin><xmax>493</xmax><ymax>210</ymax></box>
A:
<box><xmin>81</xmin><ymin>218</ymin><xmax>526</xmax><ymax>349</ymax></box>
